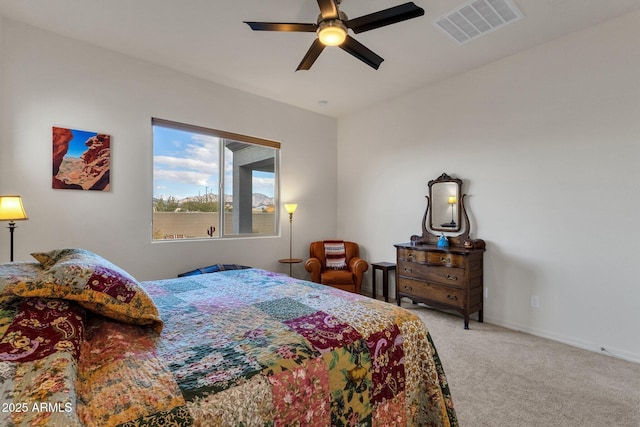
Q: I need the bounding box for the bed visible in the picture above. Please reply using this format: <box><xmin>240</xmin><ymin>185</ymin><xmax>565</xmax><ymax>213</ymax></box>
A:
<box><xmin>0</xmin><ymin>249</ymin><xmax>457</xmax><ymax>426</ymax></box>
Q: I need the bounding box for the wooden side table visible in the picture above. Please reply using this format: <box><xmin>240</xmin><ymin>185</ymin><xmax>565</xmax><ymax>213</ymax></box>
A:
<box><xmin>371</xmin><ymin>262</ymin><xmax>396</xmax><ymax>303</ymax></box>
<box><xmin>279</xmin><ymin>258</ymin><xmax>303</xmax><ymax>277</ymax></box>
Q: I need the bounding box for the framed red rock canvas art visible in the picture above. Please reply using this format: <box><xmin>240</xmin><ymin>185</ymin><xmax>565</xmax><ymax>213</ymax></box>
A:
<box><xmin>52</xmin><ymin>127</ymin><xmax>111</xmax><ymax>191</ymax></box>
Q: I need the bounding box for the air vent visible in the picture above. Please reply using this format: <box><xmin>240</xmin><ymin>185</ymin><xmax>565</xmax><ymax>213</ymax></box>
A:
<box><xmin>433</xmin><ymin>0</ymin><xmax>523</xmax><ymax>44</ymax></box>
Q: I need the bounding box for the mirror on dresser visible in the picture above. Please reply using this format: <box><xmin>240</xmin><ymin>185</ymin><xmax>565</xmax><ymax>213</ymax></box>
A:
<box><xmin>413</xmin><ymin>172</ymin><xmax>476</xmax><ymax>247</ymax></box>
<box><xmin>429</xmin><ymin>176</ymin><xmax>461</xmax><ymax>233</ymax></box>
<box><xmin>395</xmin><ymin>173</ymin><xmax>485</xmax><ymax>329</ymax></box>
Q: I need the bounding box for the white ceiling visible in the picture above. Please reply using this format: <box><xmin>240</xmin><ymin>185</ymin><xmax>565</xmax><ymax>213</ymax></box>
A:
<box><xmin>1</xmin><ymin>0</ymin><xmax>640</xmax><ymax>118</ymax></box>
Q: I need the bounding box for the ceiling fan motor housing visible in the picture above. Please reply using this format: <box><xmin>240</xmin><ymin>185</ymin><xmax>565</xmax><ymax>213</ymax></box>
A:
<box><xmin>317</xmin><ymin>16</ymin><xmax>348</xmax><ymax>46</ymax></box>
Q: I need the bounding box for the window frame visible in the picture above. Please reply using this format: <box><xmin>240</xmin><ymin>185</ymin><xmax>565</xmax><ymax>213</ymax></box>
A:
<box><xmin>152</xmin><ymin>118</ymin><xmax>281</xmax><ymax>242</ymax></box>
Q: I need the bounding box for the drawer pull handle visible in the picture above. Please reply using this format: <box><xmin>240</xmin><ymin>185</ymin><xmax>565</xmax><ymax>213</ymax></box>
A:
<box><xmin>404</xmin><ymin>267</ymin><xmax>413</xmax><ymax>273</ymax></box>
<box><xmin>446</xmin><ymin>274</ymin><xmax>458</xmax><ymax>281</ymax></box>
<box><xmin>447</xmin><ymin>294</ymin><xmax>458</xmax><ymax>301</ymax></box>
<box><xmin>404</xmin><ymin>285</ymin><xmax>413</xmax><ymax>291</ymax></box>
<box><xmin>407</xmin><ymin>254</ymin><xmax>415</xmax><ymax>261</ymax></box>
<box><xmin>440</xmin><ymin>257</ymin><xmax>451</xmax><ymax>264</ymax></box>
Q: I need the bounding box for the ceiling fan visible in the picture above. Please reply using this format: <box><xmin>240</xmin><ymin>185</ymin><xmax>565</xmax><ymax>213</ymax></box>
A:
<box><xmin>244</xmin><ymin>0</ymin><xmax>425</xmax><ymax>71</ymax></box>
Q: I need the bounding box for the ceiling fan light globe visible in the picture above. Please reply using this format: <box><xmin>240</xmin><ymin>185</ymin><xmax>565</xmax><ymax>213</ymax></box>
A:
<box><xmin>317</xmin><ymin>21</ymin><xmax>347</xmax><ymax>46</ymax></box>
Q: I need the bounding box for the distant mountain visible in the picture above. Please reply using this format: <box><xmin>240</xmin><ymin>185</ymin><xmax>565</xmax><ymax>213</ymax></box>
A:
<box><xmin>252</xmin><ymin>193</ymin><xmax>274</xmax><ymax>208</ymax></box>
<box><xmin>173</xmin><ymin>193</ymin><xmax>274</xmax><ymax>208</ymax></box>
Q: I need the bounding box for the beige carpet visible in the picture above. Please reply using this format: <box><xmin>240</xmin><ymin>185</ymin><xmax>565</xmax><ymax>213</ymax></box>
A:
<box><xmin>403</xmin><ymin>303</ymin><xmax>640</xmax><ymax>427</ymax></box>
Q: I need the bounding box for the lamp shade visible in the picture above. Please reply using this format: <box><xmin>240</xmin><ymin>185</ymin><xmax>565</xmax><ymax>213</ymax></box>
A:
<box><xmin>284</xmin><ymin>203</ymin><xmax>298</xmax><ymax>215</ymax></box>
<box><xmin>448</xmin><ymin>196</ymin><xmax>457</xmax><ymax>205</ymax></box>
<box><xmin>0</xmin><ymin>195</ymin><xmax>28</xmax><ymax>221</ymax></box>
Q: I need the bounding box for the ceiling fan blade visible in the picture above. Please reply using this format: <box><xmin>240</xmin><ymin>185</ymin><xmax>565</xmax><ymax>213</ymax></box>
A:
<box><xmin>244</xmin><ymin>22</ymin><xmax>317</xmax><ymax>32</ymax></box>
<box><xmin>317</xmin><ymin>0</ymin><xmax>339</xmax><ymax>20</ymax></box>
<box><xmin>339</xmin><ymin>35</ymin><xmax>384</xmax><ymax>70</ymax></box>
<box><xmin>346</xmin><ymin>2</ymin><xmax>425</xmax><ymax>34</ymax></box>
<box><xmin>296</xmin><ymin>39</ymin><xmax>326</xmax><ymax>71</ymax></box>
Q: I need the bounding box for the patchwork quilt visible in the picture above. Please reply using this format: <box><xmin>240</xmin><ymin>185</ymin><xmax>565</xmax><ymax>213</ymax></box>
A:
<box><xmin>0</xmin><ymin>250</ymin><xmax>457</xmax><ymax>427</ymax></box>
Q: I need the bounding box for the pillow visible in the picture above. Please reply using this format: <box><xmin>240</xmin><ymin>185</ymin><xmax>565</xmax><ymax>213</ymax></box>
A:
<box><xmin>25</xmin><ymin>249</ymin><xmax>163</xmax><ymax>332</ymax></box>
<box><xmin>0</xmin><ymin>262</ymin><xmax>44</xmax><ymax>306</ymax></box>
<box><xmin>177</xmin><ymin>263</ymin><xmax>251</xmax><ymax>277</ymax></box>
<box><xmin>30</xmin><ymin>248</ymin><xmax>73</xmax><ymax>270</ymax></box>
<box><xmin>324</xmin><ymin>240</ymin><xmax>347</xmax><ymax>270</ymax></box>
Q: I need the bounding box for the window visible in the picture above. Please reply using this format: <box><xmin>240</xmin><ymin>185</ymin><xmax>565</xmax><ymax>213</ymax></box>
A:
<box><xmin>152</xmin><ymin>118</ymin><xmax>280</xmax><ymax>241</ymax></box>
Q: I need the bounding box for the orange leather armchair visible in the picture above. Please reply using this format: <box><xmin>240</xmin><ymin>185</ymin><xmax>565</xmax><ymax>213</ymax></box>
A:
<box><xmin>304</xmin><ymin>241</ymin><xmax>369</xmax><ymax>294</ymax></box>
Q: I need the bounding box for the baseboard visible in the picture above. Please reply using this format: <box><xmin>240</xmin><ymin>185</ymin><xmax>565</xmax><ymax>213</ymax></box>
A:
<box><xmin>484</xmin><ymin>316</ymin><xmax>640</xmax><ymax>364</ymax></box>
<box><xmin>366</xmin><ymin>292</ymin><xmax>640</xmax><ymax>364</ymax></box>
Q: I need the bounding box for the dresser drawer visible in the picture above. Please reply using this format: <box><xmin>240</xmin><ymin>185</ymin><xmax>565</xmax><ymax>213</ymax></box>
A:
<box><xmin>425</xmin><ymin>252</ymin><xmax>466</xmax><ymax>268</ymax></box>
<box><xmin>398</xmin><ymin>260</ymin><xmax>465</xmax><ymax>288</ymax></box>
<box><xmin>397</xmin><ymin>248</ymin><xmax>428</xmax><ymax>263</ymax></box>
<box><xmin>397</xmin><ymin>278</ymin><xmax>465</xmax><ymax>308</ymax></box>
<box><xmin>397</xmin><ymin>248</ymin><xmax>466</xmax><ymax>267</ymax></box>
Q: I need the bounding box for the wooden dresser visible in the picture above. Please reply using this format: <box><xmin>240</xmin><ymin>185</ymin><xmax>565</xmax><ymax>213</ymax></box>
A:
<box><xmin>395</xmin><ymin>243</ymin><xmax>484</xmax><ymax>329</ymax></box>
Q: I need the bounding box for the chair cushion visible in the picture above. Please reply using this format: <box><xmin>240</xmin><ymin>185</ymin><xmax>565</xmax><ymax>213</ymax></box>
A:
<box><xmin>321</xmin><ymin>269</ymin><xmax>355</xmax><ymax>285</ymax></box>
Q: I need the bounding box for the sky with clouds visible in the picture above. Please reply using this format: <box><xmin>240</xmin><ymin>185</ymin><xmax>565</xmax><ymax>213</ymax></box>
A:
<box><xmin>153</xmin><ymin>125</ymin><xmax>275</xmax><ymax>201</ymax></box>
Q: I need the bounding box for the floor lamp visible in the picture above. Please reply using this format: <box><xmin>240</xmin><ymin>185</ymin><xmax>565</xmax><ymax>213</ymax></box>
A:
<box><xmin>279</xmin><ymin>203</ymin><xmax>301</xmax><ymax>277</ymax></box>
<box><xmin>0</xmin><ymin>195</ymin><xmax>29</xmax><ymax>262</ymax></box>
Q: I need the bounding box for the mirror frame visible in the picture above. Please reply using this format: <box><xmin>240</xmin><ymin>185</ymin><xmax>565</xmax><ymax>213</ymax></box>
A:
<box><xmin>413</xmin><ymin>173</ymin><xmax>471</xmax><ymax>247</ymax></box>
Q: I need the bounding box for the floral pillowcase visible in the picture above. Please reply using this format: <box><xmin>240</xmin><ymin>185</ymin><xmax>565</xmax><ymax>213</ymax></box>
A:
<box><xmin>0</xmin><ymin>262</ymin><xmax>44</xmax><ymax>306</ymax></box>
<box><xmin>1</xmin><ymin>249</ymin><xmax>163</xmax><ymax>332</ymax></box>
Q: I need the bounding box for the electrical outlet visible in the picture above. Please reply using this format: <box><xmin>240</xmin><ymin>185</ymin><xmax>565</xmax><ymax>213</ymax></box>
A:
<box><xmin>530</xmin><ymin>295</ymin><xmax>540</xmax><ymax>308</ymax></box>
<box><xmin>484</xmin><ymin>287</ymin><xmax>488</xmax><ymax>299</ymax></box>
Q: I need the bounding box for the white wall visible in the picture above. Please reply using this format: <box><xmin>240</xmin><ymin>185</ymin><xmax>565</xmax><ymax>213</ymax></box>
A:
<box><xmin>0</xmin><ymin>19</ymin><xmax>338</xmax><ymax>280</ymax></box>
<box><xmin>338</xmin><ymin>10</ymin><xmax>640</xmax><ymax>362</ymax></box>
